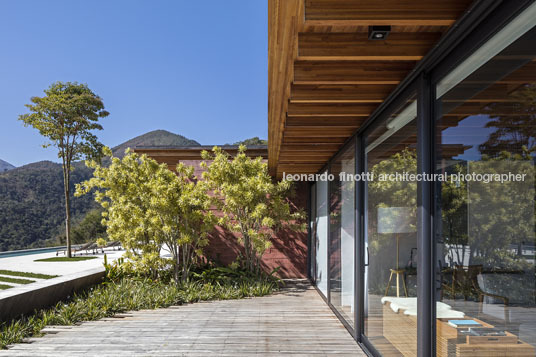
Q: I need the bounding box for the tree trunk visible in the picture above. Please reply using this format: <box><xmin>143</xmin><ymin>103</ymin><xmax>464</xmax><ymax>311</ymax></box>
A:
<box><xmin>174</xmin><ymin>256</ymin><xmax>180</xmax><ymax>284</ymax></box>
<box><xmin>64</xmin><ymin>167</ymin><xmax>72</xmax><ymax>258</ymax></box>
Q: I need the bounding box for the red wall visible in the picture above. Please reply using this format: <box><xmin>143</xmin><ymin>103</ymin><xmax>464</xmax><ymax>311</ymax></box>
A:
<box><xmin>183</xmin><ymin>160</ymin><xmax>309</xmax><ymax>278</ymax></box>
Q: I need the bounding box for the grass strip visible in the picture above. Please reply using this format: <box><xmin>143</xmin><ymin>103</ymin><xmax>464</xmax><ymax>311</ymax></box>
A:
<box><xmin>34</xmin><ymin>256</ymin><xmax>97</xmax><ymax>262</ymax></box>
<box><xmin>0</xmin><ymin>270</ymin><xmax>58</xmax><ymax>280</ymax></box>
<box><xmin>0</xmin><ymin>284</ymin><xmax>13</xmax><ymax>290</ymax></box>
<box><xmin>0</xmin><ymin>276</ymin><xmax>35</xmax><ymax>285</ymax></box>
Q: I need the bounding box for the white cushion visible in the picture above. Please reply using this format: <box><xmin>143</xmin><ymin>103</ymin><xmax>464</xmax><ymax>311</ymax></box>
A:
<box><xmin>381</xmin><ymin>297</ymin><xmax>465</xmax><ymax>318</ymax></box>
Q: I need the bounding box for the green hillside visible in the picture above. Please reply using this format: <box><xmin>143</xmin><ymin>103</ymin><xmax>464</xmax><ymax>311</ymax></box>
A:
<box><xmin>0</xmin><ymin>130</ymin><xmax>200</xmax><ymax>251</ymax></box>
<box><xmin>112</xmin><ymin>130</ymin><xmax>200</xmax><ymax>157</ymax></box>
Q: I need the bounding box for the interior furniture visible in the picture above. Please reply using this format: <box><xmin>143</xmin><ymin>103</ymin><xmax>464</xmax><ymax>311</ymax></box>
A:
<box><xmin>381</xmin><ymin>297</ymin><xmax>535</xmax><ymax>356</ymax></box>
<box><xmin>378</xmin><ymin>207</ymin><xmax>415</xmax><ymax>297</ymax></box>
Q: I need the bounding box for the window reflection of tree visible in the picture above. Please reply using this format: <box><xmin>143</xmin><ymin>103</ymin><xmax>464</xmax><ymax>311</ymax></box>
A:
<box><xmin>368</xmin><ymin>148</ymin><xmax>417</xmax><ymax>295</ymax></box>
<box><xmin>441</xmin><ymin>83</ymin><xmax>536</xmax><ymax>304</ymax></box>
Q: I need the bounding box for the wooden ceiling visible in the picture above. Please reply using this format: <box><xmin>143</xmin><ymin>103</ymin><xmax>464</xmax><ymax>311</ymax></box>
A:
<box><xmin>268</xmin><ymin>0</ymin><xmax>474</xmax><ymax>178</ymax></box>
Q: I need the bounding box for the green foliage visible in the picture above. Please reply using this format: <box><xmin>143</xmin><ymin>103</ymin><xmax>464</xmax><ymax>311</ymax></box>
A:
<box><xmin>232</xmin><ymin>137</ymin><xmax>267</xmax><ymax>146</ymax></box>
<box><xmin>480</xmin><ymin>84</ymin><xmax>536</xmax><ymax>157</ymax></box>
<box><xmin>0</xmin><ymin>276</ymin><xmax>34</xmax><ymax>285</ymax></box>
<box><xmin>103</xmin><ymin>255</ymin><xmax>126</xmax><ymax>282</ymax></box>
<box><xmin>0</xmin><ymin>270</ymin><xmax>58</xmax><ymax>279</ymax></box>
<box><xmin>0</xmin><ymin>161</ymin><xmax>97</xmax><ymax>251</ymax></box>
<box><xmin>19</xmin><ymin>81</ymin><xmax>109</xmax><ymax>163</ymax></box>
<box><xmin>96</xmin><ymin>237</ymin><xmax>107</xmax><ymax>248</ymax></box>
<box><xmin>34</xmin><ymin>256</ymin><xmax>97</xmax><ymax>262</ymax></box>
<box><xmin>201</xmin><ymin>146</ymin><xmax>306</xmax><ymax>273</ymax></box>
<box><xmin>367</xmin><ymin>148</ymin><xmax>417</xmax><ymax>294</ymax></box>
<box><xmin>19</xmin><ymin>81</ymin><xmax>109</xmax><ymax>258</ymax></box>
<box><xmin>0</xmin><ymin>130</ymin><xmax>200</xmax><ymax>252</ymax></box>
<box><xmin>77</xmin><ymin>148</ymin><xmax>216</xmax><ymax>283</ymax></box>
<box><xmin>0</xmin><ymin>276</ymin><xmax>278</xmax><ymax>349</ymax></box>
<box><xmin>72</xmin><ymin>208</ymin><xmax>108</xmax><ymax>245</ymax></box>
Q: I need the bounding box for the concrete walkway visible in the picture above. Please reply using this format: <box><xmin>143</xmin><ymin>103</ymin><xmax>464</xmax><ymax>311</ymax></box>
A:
<box><xmin>0</xmin><ymin>249</ymin><xmax>125</xmax><ymax>278</ymax></box>
<box><xmin>1</xmin><ymin>282</ymin><xmax>366</xmax><ymax>356</ymax></box>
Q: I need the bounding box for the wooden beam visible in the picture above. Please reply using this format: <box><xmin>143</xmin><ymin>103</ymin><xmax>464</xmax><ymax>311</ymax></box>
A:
<box><xmin>277</xmin><ymin>163</ymin><xmax>325</xmax><ymax>173</ymax></box>
<box><xmin>304</xmin><ymin>0</ymin><xmax>472</xmax><ymax>26</ymax></box>
<box><xmin>298</xmin><ymin>32</ymin><xmax>441</xmax><ymax>61</ymax></box>
<box><xmin>286</xmin><ymin>116</ymin><xmax>365</xmax><ymax>127</ymax></box>
<box><xmin>283</xmin><ymin>136</ymin><xmax>348</xmax><ymax>144</ymax></box>
<box><xmin>280</xmin><ymin>143</ymin><xmax>343</xmax><ymax>151</ymax></box>
<box><xmin>290</xmin><ymin>83</ymin><xmax>397</xmax><ymax>102</ymax></box>
<box><xmin>288</xmin><ymin>102</ymin><xmax>378</xmax><ymax>116</ymax></box>
<box><xmin>284</xmin><ymin>126</ymin><xmax>356</xmax><ymax>137</ymax></box>
<box><xmin>268</xmin><ymin>0</ymin><xmax>304</xmax><ymax>177</ymax></box>
<box><xmin>294</xmin><ymin>60</ymin><xmax>415</xmax><ymax>84</ymax></box>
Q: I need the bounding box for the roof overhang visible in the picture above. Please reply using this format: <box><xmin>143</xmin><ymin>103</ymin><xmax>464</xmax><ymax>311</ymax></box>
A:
<box><xmin>268</xmin><ymin>0</ymin><xmax>475</xmax><ymax>178</ymax></box>
<box><xmin>134</xmin><ymin>146</ymin><xmax>268</xmax><ymax>169</ymax></box>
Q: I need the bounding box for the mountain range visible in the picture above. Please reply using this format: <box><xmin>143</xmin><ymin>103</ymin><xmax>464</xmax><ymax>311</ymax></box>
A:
<box><xmin>0</xmin><ymin>130</ymin><xmax>257</xmax><ymax>251</ymax></box>
<box><xmin>0</xmin><ymin>159</ymin><xmax>15</xmax><ymax>173</ymax></box>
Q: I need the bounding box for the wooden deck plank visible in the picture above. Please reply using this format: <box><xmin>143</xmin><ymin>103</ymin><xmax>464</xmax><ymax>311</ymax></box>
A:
<box><xmin>0</xmin><ymin>281</ymin><xmax>364</xmax><ymax>356</ymax></box>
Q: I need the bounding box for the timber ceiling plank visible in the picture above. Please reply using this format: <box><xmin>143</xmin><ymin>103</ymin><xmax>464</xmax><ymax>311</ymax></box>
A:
<box><xmin>269</xmin><ymin>0</ymin><xmax>475</xmax><ymax>178</ymax></box>
<box><xmin>294</xmin><ymin>60</ymin><xmax>416</xmax><ymax>84</ymax></box>
<box><xmin>287</xmin><ymin>102</ymin><xmax>378</xmax><ymax>116</ymax></box>
<box><xmin>304</xmin><ymin>0</ymin><xmax>473</xmax><ymax>26</ymax></box>
<box><xmin>268</xmin><ymin>0</ymin><xmax>304</xmax><ymax>176</ymax></box>
<box><xmin>286</xmin><ymin>116</ymin><xmax>365</xmax><ymax>127</ymax></box>
<box><xmin>298</xmin><ymin>32</ymin><xmax>441</xmax><ymax>61</ymax></box>
<box><xmin>290</xmin><ymin>84</ymin><xmax>397</xmax><ymax>102</ymax></box>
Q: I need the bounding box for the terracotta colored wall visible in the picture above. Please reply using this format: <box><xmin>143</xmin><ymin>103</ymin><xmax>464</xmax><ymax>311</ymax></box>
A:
<box><xmin>182</xmin><ymin>160</ymin><xmax>309</xmax><ymax>278</ymax></box>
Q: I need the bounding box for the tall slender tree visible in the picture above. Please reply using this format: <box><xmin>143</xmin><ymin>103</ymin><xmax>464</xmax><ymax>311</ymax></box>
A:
<box><xmin>19</xmin><ymin>81</ymin><xmax>108</xmax><ymax>257</ymax></box>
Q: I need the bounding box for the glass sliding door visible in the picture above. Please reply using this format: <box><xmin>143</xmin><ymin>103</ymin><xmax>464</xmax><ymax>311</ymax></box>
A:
<box><xmin>329</xmin><ymin>142</ymin><xmax>356</xmax><ymax>326</ymax></box>
<box><xmin>316</xmin><ymin>170</ymin><xmax>329</xmax><ymax>297</ymax></box>
<box><xmin>364</xmin><ymin>93</ymin><xmax>419</xmax><ymax>356</ymax></box>
<box><xmin>435</xmin><ymin>3</ymin><xmax>536</xmax><ymax>354</ymax></box>
<box><xmin>310</xmin><ymin>183</ymin><xmax>316</xmax><ymax>280</ymax></box>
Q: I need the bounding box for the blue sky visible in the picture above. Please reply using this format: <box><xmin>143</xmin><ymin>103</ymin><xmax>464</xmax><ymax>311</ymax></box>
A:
<box><xmin>0</xmin><ymin>1</ymin><xmax>267</xmax><ymax>167</ymax></box>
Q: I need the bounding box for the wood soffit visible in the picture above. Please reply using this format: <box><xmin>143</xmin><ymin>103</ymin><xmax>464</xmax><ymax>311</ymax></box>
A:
<box><xmin>268</xmin><ymin>0</ymin><xmax>474</xmax><ymax>178</ymax></box>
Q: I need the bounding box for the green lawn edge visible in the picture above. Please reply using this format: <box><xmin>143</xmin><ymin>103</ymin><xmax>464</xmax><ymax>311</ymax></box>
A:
<box><xmin>0</xmin><ymin>276</ymin><xmax>35</xmax><ymax>285</ymax></box>
<box><xmin>0</xmin><ymin>270</ymin><xmax>58</xmax><ymax>279</ymax></box>
<box><xmin>34</xmin><ymin>256</ymin><xmax>98</xmax><ymax>262</ymax></box>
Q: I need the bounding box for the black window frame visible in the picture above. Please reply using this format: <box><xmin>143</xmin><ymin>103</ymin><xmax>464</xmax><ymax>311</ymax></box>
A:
<box><xmin>304</xmin><ymin>1</ymin><xmax>536</xmax><ymax>356</ymax></box>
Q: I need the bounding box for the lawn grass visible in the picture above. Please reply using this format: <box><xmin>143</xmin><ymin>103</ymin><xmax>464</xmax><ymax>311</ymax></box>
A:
<box><xmin>34</xmin><ymin>256</ymin><xmax>98</xmax><ymax>262</ymax></box>
<box><xmin>0</xmin><ymin>270</ymin><xmax>58</xmax><ymax>280</ymax></box>
<box><xmin>0</xmin><ymin>276</ymin><xmax>35</xmax><ymax>285</ymax></box>
<box><xmin>0</xmin><ymin>284</ymin><xmax>13</xmax><ymax>290</ymax></box>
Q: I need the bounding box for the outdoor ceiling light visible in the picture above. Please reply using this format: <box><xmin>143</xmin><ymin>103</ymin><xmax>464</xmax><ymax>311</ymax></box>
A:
<box><xmin>368</xmin><ymin>25</ymin><xmax>391</xmax><ymax>40</ymax></box>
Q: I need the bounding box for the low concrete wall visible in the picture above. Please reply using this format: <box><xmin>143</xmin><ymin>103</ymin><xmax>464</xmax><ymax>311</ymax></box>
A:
<box><xmin>0</xmin><ymin>267</ymin><xmax>105</xmax><ymax>321</ymax></box>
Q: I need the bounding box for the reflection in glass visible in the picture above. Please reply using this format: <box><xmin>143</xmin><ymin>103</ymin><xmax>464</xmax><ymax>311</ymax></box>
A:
<box><xmin>364</xmin><ymin>94</ymin><xmax>418</xmax><ymax>356</ymax></box>
<box><xmin>310</xmin><ymin>183</ymin><xmax>316</xmax><ymax>280</ymax></box>
<box><xmin>435</xmin><ymin>6</ymin><xmax>536</xmax><ymax>355</ymax></box>
<box><xmin>316</xmin><ymin>171</ymin><xmax>329</xmax><ymax>297</ymax></box>
<box><xmin>329</xmin><ymin>143</ymin><xmax>356</xmax><ymax>325</ymax></box>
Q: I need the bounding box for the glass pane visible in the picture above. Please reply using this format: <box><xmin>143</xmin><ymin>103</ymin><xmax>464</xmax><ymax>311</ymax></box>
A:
<box><xmin>316</xmin><ymin>170</ymin><xmax>329</xmax><ymax>297</ymax></box>
<box><xmin>310</xmin><ymin>183</ymin><xmax>316</xmax><ymax>280</ymax></box>
<box><xmin>329</xmin><ymin>142</ymin><xmax>356</xmax><ymax>325</ymax></box>
<box><xmin>364</xmin><ymin>94</ymin><xmax>418</xmax><ymax>356</ymax></box>
<box><xmin>435</xmin><ymin>5</ymin><xmax>536</xmax><ymax>355</ymax></box>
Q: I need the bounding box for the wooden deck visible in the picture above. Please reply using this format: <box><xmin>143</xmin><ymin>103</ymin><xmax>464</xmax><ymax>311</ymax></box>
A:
<box><xmin>1</xmin><ymin>281</ymin><xmax>365</xmax><ymax>356</ymax></box>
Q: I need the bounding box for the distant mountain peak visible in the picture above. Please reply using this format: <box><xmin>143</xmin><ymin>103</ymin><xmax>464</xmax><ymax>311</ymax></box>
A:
<box><xmin>0</xmin><ymin>159</ymin><xmax>15</xmax><ymax>173</ymax></box>
<box><xmin>112</xmin><ymin>130</ymin><xmax>201</xmax><ymax>157</ymax></box>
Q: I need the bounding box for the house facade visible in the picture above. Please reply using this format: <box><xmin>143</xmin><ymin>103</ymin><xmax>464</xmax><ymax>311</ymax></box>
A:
<box><xmin>269</xmin><ymin>0</ymin><xmax>536</xmax><ymax>356</ymax></box>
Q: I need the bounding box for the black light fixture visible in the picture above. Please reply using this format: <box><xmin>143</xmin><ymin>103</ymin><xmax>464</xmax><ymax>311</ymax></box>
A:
<box><xmin>368</xmin><ymin>25</ymin><xmax>391</xmax><ymax>40</ymax></box>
